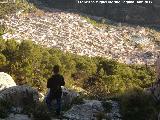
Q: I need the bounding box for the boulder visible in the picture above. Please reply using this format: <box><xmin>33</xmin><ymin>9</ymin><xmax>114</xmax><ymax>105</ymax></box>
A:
<box><xmin>61</xmin><ymin>87</ymin><xmax>79</xmax><ymax>106</ymax></box>
<box><xmin>0</xmin><ymin>72</ymin><xmax>16</xmax><ymax>91</ymax></box>
<box><xmin>0</xmin><ymin>85</ymin><xmax>39</xmax><ymax>107</ymax></box>
<box><xmin>63</xmin><ymin>100</ymin><xmax>104</xmax><ymax>120</ymax></box>
<box><xmin>0</xmin><ymin>113</ymin><xmax>31</xmax><ymax>120</ymax></box>
<box><xmin>130</xmin><ymin>35</ymin><xmax>150</xmax><ymax>45</ymax></box>
<box><xmin>106</xmin><ymin>100</ymin><xmax>121</xmax><ymax>120</ymax></box>
<box><xmin>143</xmin><ymin>51</ymin><xmax>153</xmax><ymax>59</ymax></box>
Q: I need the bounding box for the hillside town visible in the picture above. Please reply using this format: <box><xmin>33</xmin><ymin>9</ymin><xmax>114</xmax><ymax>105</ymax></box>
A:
<box><xmin>1</xmin><ymin>9</ymin><xmax>159</xmax><ymax>65</ymax></box>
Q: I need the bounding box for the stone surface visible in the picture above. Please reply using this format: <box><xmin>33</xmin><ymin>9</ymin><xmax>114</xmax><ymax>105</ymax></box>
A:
<box><xmin>0</xmin><ymin>114</ymin><xmax>31</xmax><ymax>120</ymax></box>
<box><xmin>63</xmin><ymin>100</ymin><xmax>104</xmax><ymax>120</ymax></box>
<box><xmin>63</xmin><ymin>99</ymin><xmax>121</xmax><ymax>120</ymax></box>
<box><xmin>0</xmin><ymin>72</ymin><xmax>16</xmax><ymax>91</ymax></box>
<box><xmin>106</xmin><ymin>100</ymin><xmax>121</xmax><ymax>120</ymax></box>
<box><xmin>61</xmin><ymin>87</ymin><xmax>79</xmax><ymax>105</ymax></box>
<box><xmin>0</xmin><ymin>85</ymin><xmax>39</xmax><ymax>106</ymax></box>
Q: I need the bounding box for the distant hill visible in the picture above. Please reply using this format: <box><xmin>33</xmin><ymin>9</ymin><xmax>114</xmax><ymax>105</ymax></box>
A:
<box><xmin>36</xmin><ymin>0</ymin><xmax>160</xmax><ymax>25</ymax></box>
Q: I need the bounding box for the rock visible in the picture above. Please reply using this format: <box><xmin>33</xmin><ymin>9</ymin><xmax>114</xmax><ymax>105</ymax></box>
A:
<box><xmin>0</xmin><ymin>72</ymin><xmax>16</xmax><ymax>91</ymax></box>
<box><xmin>131</xmin><ymin>35</ymin><xmax>150</xmax><ymax>45</ymax></box>
<box><xmin>61</xmin><ymin>87</ymin><xmax>79</xmax><ymax>105</ymax></box>
<box><xmin>63</xmin><ymin>100</ymin><xmax>104</xmax><ymax>120</ymax></box>
<box><xmin>0</xmin><ymin>85</ymin><xmax>39</xmax><ymax>107</ymax></box>
<box><xmin>0</xmin><ymin>113</ymin><xmax>31</xmax><ymax>120</ymax></box>
<box><xmin>106</xmin><ymin>100</ymin><xmax>121</xmax><ymax>120</ymax></box>
<box><xmin>10</xmin><ymin>107</ymin><xmax>23</xmax><ymax>113</ymax></box>
<box><xmin>143</xmin><ymin>51</ymin><xmax>153</xmax><ymax>59</ymax></box>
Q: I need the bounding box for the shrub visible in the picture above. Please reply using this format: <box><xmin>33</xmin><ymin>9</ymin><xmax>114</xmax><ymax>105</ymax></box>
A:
<box><xmin>83</xmin><ymin>76</ymin><xmax>108</xmax><ymax>100</ymax></box>
<box><xmin>0</xmin><ymin>38</ymin><xmax>156</xmax><ymax>97</ymax></box>
<box><xmin>120</xmin><ymin>88</ymin><xmax>157</xmax><ymax>120</ymax></box>
<box><xmin>0</xmin><ymin>0</ymin><xmax>36</xmax><ymax>18</ymax></box>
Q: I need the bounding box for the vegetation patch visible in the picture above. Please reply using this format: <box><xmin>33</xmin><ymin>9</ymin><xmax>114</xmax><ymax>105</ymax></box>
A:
<box><xmin>120</xmin><ymin>88</ymin><xmax>157</xmax><ymax>120</ymax></box>
<box><xmin>0</xmin><ymin>0</ymin><xmax>36</xmax><ymax>18</ymax></box>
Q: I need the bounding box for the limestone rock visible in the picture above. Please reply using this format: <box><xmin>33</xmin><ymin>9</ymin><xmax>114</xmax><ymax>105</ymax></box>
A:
<box><xmin>63</xmin><ymin>100</ymin><xmax>104</xmax><ymax>120</ymax></box>
<box><xmin>131</xmin><ymin>35</ymin><xmax>150</xmax><ymax>45</ymax></box>
<box><xmin>61</xmin><ymin>87</ymin><xmax>79</xmax><ymax>105</ymax></box>
<box><xmin>0</xmin><ymin>72</ymin><xmax>16</xmax><ymax>91</ymax></box>
<box><xmin>143</xmin><ymin>51</ymin><xmax>153</xmax><ymax>59</ymax></box>
<box><xmin>0</xmin><ymin>114</ymin><xmax>31</xmax><ymax>120</ymax></box>
<box><xmin>46</xmin><ymin>87</ymin><xmax>79</xmax><ymax>107</ymax></box>
<box><xmin>106</xmin><ymin>100</ymin><xmax>121</xmax><ymax>120</ymax></box>
<box><xmin>0</xmin><ymin>85</ymin><xmax>39</xmax><ymax>107</ymax></box>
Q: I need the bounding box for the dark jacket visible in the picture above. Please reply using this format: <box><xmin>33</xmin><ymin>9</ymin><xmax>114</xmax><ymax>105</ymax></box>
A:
<box><xmin>47</xmin><ymin>74</ymin><xmax>65</xmax><ymax>98</ymax></box>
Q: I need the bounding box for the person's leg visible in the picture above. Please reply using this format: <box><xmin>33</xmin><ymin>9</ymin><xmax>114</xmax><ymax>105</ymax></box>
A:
<box><xmin>46</xmin><ymin>91</ymin><xmax>52</xmax><ymax>111</ymax></box>
<box><xmin>56</xmin><ymin>97</ymin><xmax>61</xmax><ymax>115</ymax></box>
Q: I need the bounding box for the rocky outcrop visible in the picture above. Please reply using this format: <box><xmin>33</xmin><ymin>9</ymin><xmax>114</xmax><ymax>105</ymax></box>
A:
<box><xmin>106</xmin><ymin>100</ymin><xmax>121</xmax><ymax>120</ymax></box>
<box><xmin>0</xmin><ymin>72</ymin><xmax>16</xmax><ymax>91</ymax></box>
<box><xmin>64</xmin><ymin>99</ymin><xmax>121</xmax><ymax>120</ymax></box>
<box><xmin>0</xmin><ymin>114</ymin><xmax>31</xmax><ymax>120</ymax></box>
<box><xmin>61</xmin><ymin>87</ymin><xmax>79</xmax><ymax>105</ymax></box>
<box><xmin>0</xmin><ymin>85</ymin><xmax>39</xmax><ymax>107</ymax></box>
<box><xmin>63</xmin><ymin>100</ymin><xmax>104</xmax><ymax>120</ymax></box>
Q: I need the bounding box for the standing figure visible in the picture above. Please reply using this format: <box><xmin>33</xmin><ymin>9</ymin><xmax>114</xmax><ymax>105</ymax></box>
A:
<box><xmin>156</xmin><ymin>55</ymin><xmax>160</xmax><ymax>85</ymax></box>
<box><xmin>46</xmin><ymin>65</ymin><xmax>65</xmax><ymax>115</ymax></box>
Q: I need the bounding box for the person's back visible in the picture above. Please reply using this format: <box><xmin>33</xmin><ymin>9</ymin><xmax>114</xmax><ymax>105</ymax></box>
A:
<box><xmin>46</xmin><ymin>65</ymin><xmax>65</xmax><ymax>115</ymax></box>
<box><xmin>47</xmin><ymin>74</ymin><xmax>65</xmax><ymax>98</ymax></box>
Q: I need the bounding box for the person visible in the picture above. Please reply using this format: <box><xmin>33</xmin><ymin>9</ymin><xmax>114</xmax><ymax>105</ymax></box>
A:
<box><xmin>46</xmin><ymin>65</ymin><xmax>65</xmax><ymax>115</ymax></box>
<box><xmin>155</xmin><ymin>55</ymin><xmax>160</xmax><ymax>86</ymax></box>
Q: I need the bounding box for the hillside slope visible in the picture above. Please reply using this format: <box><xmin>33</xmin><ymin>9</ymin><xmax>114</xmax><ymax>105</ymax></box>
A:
<box><xmin>1</xmin><ymin>9</ymin><xmax>160</xmax><ymax>65</ymax></box>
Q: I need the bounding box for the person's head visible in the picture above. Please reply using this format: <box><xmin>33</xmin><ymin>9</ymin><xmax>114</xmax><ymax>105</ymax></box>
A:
<box><xmin>53</xmin><ymin>65</ymin><xmax>60</xmax><ymax>74</ymax></box>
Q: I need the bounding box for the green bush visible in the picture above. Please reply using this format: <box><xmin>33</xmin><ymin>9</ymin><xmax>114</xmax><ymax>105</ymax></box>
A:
<box><xmin>0</xmin><ymin>38</ymin><xmax>156</xmax><ymax>96</ymax></box>
<box><xmin>120</xmin><ymin>88</ymin><xmax>157</xmax><ymax>120</ymax></box>
<box><xmin>0</xmin><ymin>0</ymin><xmax>36</xmax><ymax>18</ymax></box>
